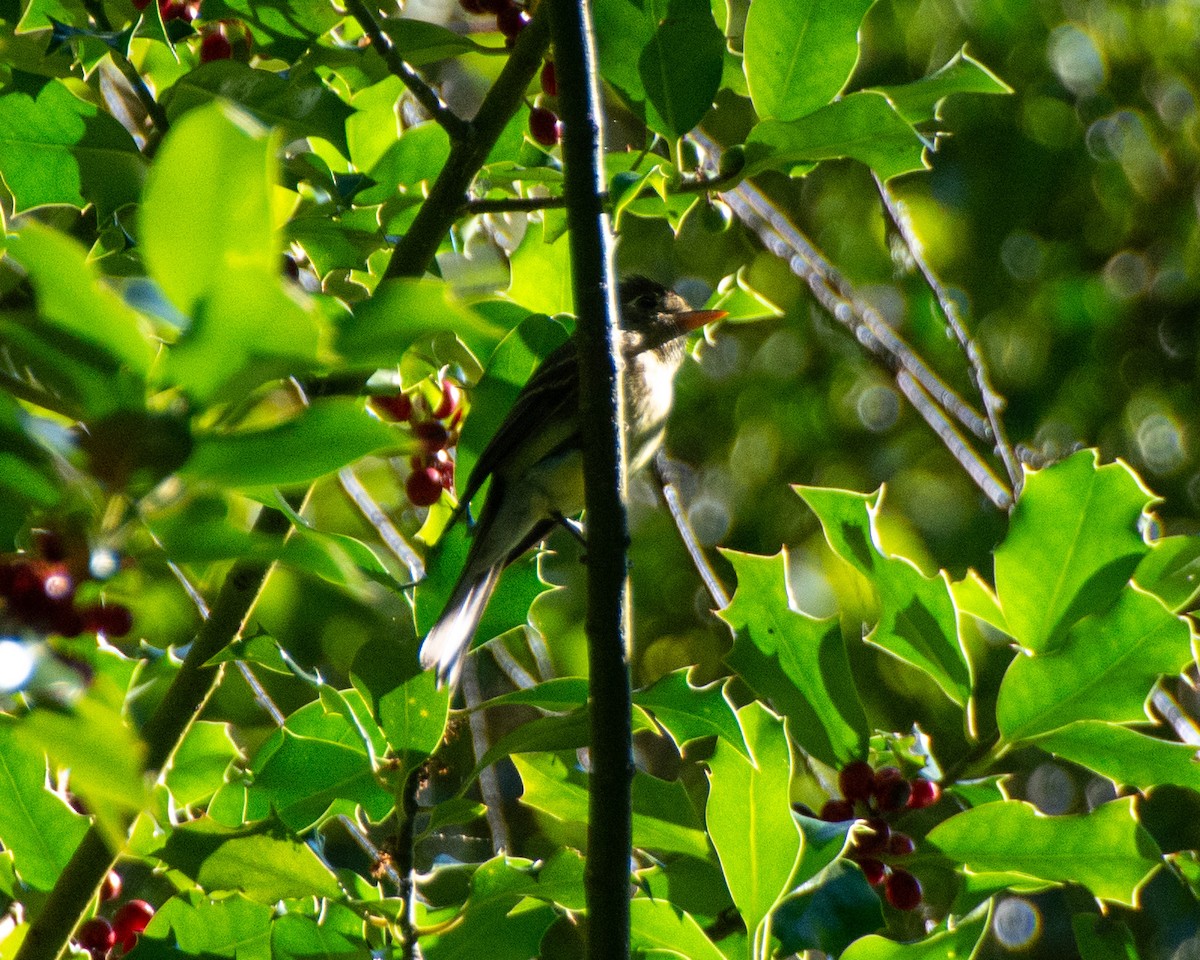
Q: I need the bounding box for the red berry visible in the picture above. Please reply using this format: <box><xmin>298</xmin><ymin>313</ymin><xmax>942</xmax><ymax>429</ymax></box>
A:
<box><xmin>113</xmin><ymin>901</ymin><xmax>154</xmax><ymax>952</ymax></box>
<box><xmin>371</xmin><ymin>393</ymin><xmax>414</xmax><ymax>422</ymax></box>
<box><xmin>529</xmin><ymin>106</ymin><xmax>561</xmax><ymax>146</ymax></box>
<box><xmin>414</xmin><ymin>420</ymin><xmax>451</xmax><ymax>452</ymax></box>
<box><xmin>859</xmin><ymin>858</ymin><xmax>886</xmax><ymax>886</ymax></box>
<box><xmin>496</xmin><ymin>4</ymin><xmax>528</xmax><ymax>38</ymax></box>
<box><xmin>9</xmin><ymin>561</ymin><xmax>73</xmax><ymax>624</ymax></box>
<box><xmin>100</xmin><ymin>870</ymin><xmax>122</xmax><ymax>902</ymax></box>
<box><xmin>431</xmin><ymin>380</ymin><xmax>461</xmax><ymax>420</ymax></box>
<box><xmin>540</xmin><ymin>61</ymin><xmax>557</xmax><ymax>96</ymax></box>
<box><xmin>199</xmin><ymin>29</ymin><xmax>233</xmax><ymax>62</ymax></box>
<box><xmin>873</xmin><ymin>766</ymin><xmax>912</xmax><ymax>811</ymax></box>
<box><xmin>406</xmin><ymin>467</ymin><xmax>444</xmax><ymax>507</ymax></box>
<box><xmin>132</xmin><ymin>0</ymin><xmax>152</xmax><ymax>8</ymax></box>
<box><xmin>839</xmin><ymin>760</ymin><xmax>875</xmax><ymax>803</ymax></box>
<box><xmin>884</xmin><ymin>869</ymin><xmax>922</xmax><ymax>911</ymax></box>
<box><xmin>52</xmin><ymin>605</ymin><xmax>85</xmax><ymax>638</ymax></box>
<box><xmin>33</xmin><ymin>531</ymin><xmax>67</xmax><ymax>562</ymax></box>
<box><xmin>907</xmin><ymin>778</ymin><xmax>941</xmax><ymax>810</ymax></box>
<box><xmin>83</xmin><ymin>604</ymin><xmax>133</xmax><ymax>639</ymax></box>
<box><xmin>159</xmin><ymin>0</ymin><xmax>198</xmax><ymax>22</ymax></box>
<box><xmin>854</xmin><ymin>817</ymin><xmax>890</xmax><ymax>856</ymax></box>
<box><xmin>78</xmin><ymin>917</ymin><xmax>115</xmax><ymax>956</ymax></box>
<box><xmin>886</xmin><ymin>832</ymin><xmax>915</xmax><ymax>857</ymax></box>
<box><xmin>818</xmin><ymin>799</ymin><xmax>855</xmax><ymax>822</ymax></box>
<box><xmin>432</xmin><ymin>451</ymin><xmax>455</xmax><ymax>490</ymax></box>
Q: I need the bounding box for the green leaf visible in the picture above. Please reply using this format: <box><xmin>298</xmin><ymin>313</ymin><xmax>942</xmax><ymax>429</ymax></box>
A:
<box><xmin>593</xmin><ymin>0</ymin><xmax>725</xmax><ymax>139</ymax></box>
<box><xmin>798</xmin><ymin>486</ymin><xmax>971</xmax><ymax>706</ymax></box>
<box><xmin>151</xmin><ymin>893</ymin><xmax>274</xmax><ymax>960</ymax></box>
<box><xmin>181</xmin><ymin>399</ymin><xmax>402</xmax><ymax>489</ymax></box>
<box><xmin>1134</xmin><ymin>535</ymin><xmax>1200</xmax><ymax>612</ymax></box>
<box><xmin>0</xmin><ymin>78</ymin><xmax>144</xmax><ymax>214</ymax></box>
<box><xmin>772</xmin><ymin>860</ymin><xmax>883</xmax><ymax>957</ymax></box>
<box><xmin>872</xmin><ymin>48</ymin><xmax>1012</xmax><ymax>124</ymax></box>
<box><xmin>705</xmin><ymin>700</ymin><xmax>802</xmax><ymax>938</ymax></box>
<box><xmin>193</xmin><ymin>0</ymin><xmax>341</xmax><ymax>59</ymax></box>
<box><xmin>356</xmin><ymin>121</ymin><xmax>451</xmax><ymax>205</ymax></box>
<box><xmin>164</xmin><ymin>62</ymin><xmax>353</xmax><ymax>155</ymax></box>
<box><xmin>512</xmin><ymin>753</ymin><xmax>709</xmax><ymax>857</ymax></box>
<box><xmin>633</xmin><ymin>671</ymin><xmax>749</xmax><ymax>759</ymax></box>
<box><xmin>950</xmin><ymin>569</ymin><xmax>1009</xmax><ymax>634</ymax></box>
<box><xmin>0</xmin><ymin>719</ymin><xmax>89</xmax><ymax>891</ymax></box>
<box><xmin>6</xmin><ymin>224</ymin><xmax>156</xmax><ymax>379</ymax></box>
<box><xmin>996</xmin><ymin>586</ymin><xmax>1192</xmax><ymax>743</ymax></box>
<box><xmin>926</xmin><ymin>798</ymin><xmax>1162</xmax><ymax>906</ymax></box>
<box><xmin>141</xmin><ymin>101</ymin><xmax>279</xmax><ymax>318</ymax></box>
<box><xmin>719</xmin><ymin>549</ymin><xmax>867</xmax><ymax>765</ymax></box>
<box><xmin>249</xmin><ymin>730</ymin><xmax>394</xmax><ymax>832</ymax></box>
<box><xmin>272</xmin><ymin>914</ymin><xmax>369</xmax><ymax>960</ymax></box>
<box><xmin>377</xmin><ymin>18</ymin><xmax>501</xmax><ymax>65</ymax></box>
<box><xmin>744</xmin><ymin>91</ymin><xmax>928</xmax><ymax>181</ymax></box>
<box><xmin>507</xmin><ymin>229</ymin><xmax>575</xmax><ymax>317</ymax></box>
<box><xmin>1033</xmin><ymin>721</ymin><xmax>1200</xmax><ymax>793</ymax></box>
<box><xmin>158</xmin><ymin>819</ymin><xmax>342</xmax><ymax>902</ymax></box>
<box><xmin>337</xmin><ymin>278</ymin><xmax>508</xmax><ymax>368</ymax></box>
<box><xmin>629</xmin><ymin>898</ymin><xmax>730</xmax><ymax>960</ymax></box>
<box><xmin>377</xmin><ymin>668</ymin><xmax>450</xmax><ymax>764</ymax></box>
<box><xmin>743</xmin><ymin>0</ymin><xmax>875</xmax><ymax>121</ymax></box>
<box><xmin>17</xmin><ymin>679</ymin><xmax>149</xmax><ymax>849</ymax></box>
<box><xmin>994</xmin><ymin>450</ymin><xmax>1154</xmax><ymax>653</ymax></box>
<box><xmin>841</xmin><ymin>901</ymin><xmax>991</xmax><ymax>959</ymax></box>
<box><xmin>165</xmin><ymin>721</ymin><xmax>240</xmax><ymax>808</ymax></box>
<box><xmin>1072</xmin><ymin>914</ymin><xmax>1139</xmax><ymax>960</ymax></box>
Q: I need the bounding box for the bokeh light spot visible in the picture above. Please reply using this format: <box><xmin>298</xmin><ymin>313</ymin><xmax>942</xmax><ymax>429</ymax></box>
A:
<box><xmin>1048</xmin><ymin>25</ymin><xmax>1106</xmax><ymax>97</ymax></box>
<box><xmin>0</xmin><ymin>639</ymin><xmax>36</xmax><ymax>694</ymax></box>
<box><xmin>993</xmin><ymin>897</ymin><xmax>1042</xmax><ymax>950</ymax></box>
<box><xmin>1026</xmin><ymin>761</ymin><xmax>1077</xmax><ymax>814</ymax></box>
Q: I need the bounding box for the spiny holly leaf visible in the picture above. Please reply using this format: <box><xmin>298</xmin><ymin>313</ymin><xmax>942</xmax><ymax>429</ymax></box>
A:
<box><xmin>1033</xmin><ymin>721</ymin><xmax>1200</xmax><ymax>793</ymax></box>
<box><xmin>797</xmin><ymin>486</ymin><xmax>971</xmax><ymax>706</ymax></box>
<box><xmin>147</xmin><ymin>893</ymin><xmax>274</xmax><ymax>958</ymax></box>
<box><xmin>994</xmin><ymin>450</ymin><xmax>1154</xmax><ymax>654</ymax></box>
<box><xmin>871</xmin><ymin>47</ymin><xmax>1012</xmax><ymax>123</ymax></box>
<box><xmin>592</xmin><ymin>0</ymin><xmax>724</xmax><ymax>139</ymax></box>
<box><xmin>996</xmin><ymin>586</ymin><xmax>1192</xmax><ymax>744</ymax></box>
<box><xmin>0</xmin><ymin>78</ymin><xmax>144</xmax><ymax>214</ymax></box>
<box><xmin>0</xmin><ymin>719</ymin><xmax>89</xmax><ymax>891</ymax></box>
<box><xmin>164</xmin><ymin>721</ymin><xmax>240</xmax><ymax>809</ymax></box>
<box><xmin>743</xmin><ymin>0</ymin><xmax>875</xmax><ymax>121</ymax></box>
<box><xmin>719</xmin><ymin>548</ymin><xmax>867</xmax><ymax>766</ymax></box>
<box><xmin>629</xmin><ymin>898</ymin><xmax>729</xmax><ymax>960</ymax></box>
<box><xmin>511</xmin><ymin>753</ymin><xmax>709</xmax><ymax>858</ymax></box>
<box><xmin>181</xmin><ymin>400</ymin><xmax>402</xmax><ymax>489</ymax></box>
<box><xmin>633</xmin><ymin>670</ymin><xmax>749</xmax><ymax>759</ymax></box>
<box><xmin>744</xmin><ymin>92</ymin><xmax>929</xmax><ymax>181</ymax></box>
<box><xmin>157</xmin><ymin>818</ymin><xmax>343</xmax><ymax>902</ymax></box>
<box><xmin>842</xmin><ymin>901</ymin><xmax>992</xmax><ymax>959</ymax></box>
<box><xmin>927</xmin><ymin>798</ymin><xmax>1161</xmax><ymax>907</ymax></box>
<box><xmin>1133</xmin><ymin>534</ymin><xmax>1200</xmax><ymax>613</ymax></box>
<box><xmin>272</xmin><ymin>913</ymin><xmax>369</xmax><ymax>960</ymax></box>
<box><xmin>705</xmin><ymin>700</ymin><xmax>803</xmax><ymax>939</ymax></box>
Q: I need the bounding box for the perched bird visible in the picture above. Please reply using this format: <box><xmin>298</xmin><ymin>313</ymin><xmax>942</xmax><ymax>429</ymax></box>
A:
<box><xmin>419</xmin><ymin>277</ymin><xmax>725</xmax><ymax>687</ymax></box>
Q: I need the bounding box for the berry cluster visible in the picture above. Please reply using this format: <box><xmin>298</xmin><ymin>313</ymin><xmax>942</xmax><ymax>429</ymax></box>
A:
<box><xmin>75</xmin><ymin>873</ymin><xmax>155</xmax><ymax>959</ymax></box>
<box><xmin>457</xmin><ymin>0</ymin><xmax>560</xmax><ymax>145</ymax></box>
<box><xmin>371</xmin><ymin>380</ymin><xmax>463</xmax><ymax>507</ymax></box>
<box><xmin>132</xmin><ymin>0</ymin><xmax>200</xmax><ymax>23</ymax></box>
<box><xmin>0</xmin><ymin>534</ymin><xmax>131</xmax><ymax>640</ymax></box>
<box><xmin>819</xmin><ymin>760</ymin><xmax>941</xmax><ymax>912</ymax></box>
<box><xmin>198</xmin><ymin>19</ymin><xmax>253</xmax><ymax>63</ymax></box>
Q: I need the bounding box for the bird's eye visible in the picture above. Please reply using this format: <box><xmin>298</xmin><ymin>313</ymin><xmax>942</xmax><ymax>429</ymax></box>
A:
<box><xmin>632</xmin><ymin>293</ymin><xmax>658</xmax><ymax>311</ymax></box>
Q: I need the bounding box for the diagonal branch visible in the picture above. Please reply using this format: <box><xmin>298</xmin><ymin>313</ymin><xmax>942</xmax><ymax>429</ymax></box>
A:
<box><xmin>341</xmin><ymin>0</ymin><xmax>470</xmax><ymax>142</ymax></box>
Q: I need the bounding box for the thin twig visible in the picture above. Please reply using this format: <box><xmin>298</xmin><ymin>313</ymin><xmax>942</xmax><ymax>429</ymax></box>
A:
<box><xmin>652</xmin><ymin>453</ymin><xmax>730</xmax><ymax>609</ymax></box>
<box><xmin>383</xmin><ymin>7</ymin><xmax>550</xmax><ymax>279</ymax></box>
<box><xmin>338</xmin><ymin>467</ymin><xmax>425</xmax><ymax>581</ymax></box>
<box><xmin>109</xmin><ymin>52</ymin><xmax>170</xmax><ymax>143</ymax></box>
<box><xmin>874</xmin><ymin>175</ymin><xmax>1023</xmax><ymax>501</ymax></box>
<box><xmin>461</xmin><ymin>656</ymin><xmax>511</xmax><ymax>854</ymax></box>
<box><xmin>342</xmin><ymin>0</ymin><xmax>470</xmax><ymax>142</ymax></box>
<box><xmin>895</xmin><ymin>372</ymin><xmax>1012</xmax><ymax>510</ymax></box>
<box><xmin>462</xmin><ymin>195</ymin><xmax>567</xmax><ymax>215</ymax></box>
<box><xmin>337</xmin><ymin>814</ymin><xmax>407</xmax><ymax>890</ymax></box>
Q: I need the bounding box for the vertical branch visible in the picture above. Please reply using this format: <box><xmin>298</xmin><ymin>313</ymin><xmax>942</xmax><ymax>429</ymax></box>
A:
<box><xmin>549</xmin><ymin>0</ymin><xmax>633</xmax><ymax>957</ymax></box>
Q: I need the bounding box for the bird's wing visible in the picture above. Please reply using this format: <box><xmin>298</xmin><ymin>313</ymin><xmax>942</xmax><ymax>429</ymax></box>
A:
<box><xmin>459</xmin><ymin>339</ymin><xmax>581</xmax><ymax>508</ymax></box>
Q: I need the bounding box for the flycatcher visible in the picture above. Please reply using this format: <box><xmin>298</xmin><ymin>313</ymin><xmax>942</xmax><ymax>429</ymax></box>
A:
<box><xmin>420</xmin><ymin>277</ymin><xmax>725</xmax><ymax>687</ymax></box>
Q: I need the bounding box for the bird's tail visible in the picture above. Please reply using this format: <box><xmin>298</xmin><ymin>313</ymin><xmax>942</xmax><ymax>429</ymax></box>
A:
<box><xmin>419</xmin><ymin>561</ymin><xmax>503</xmax><ymax>688</ymax></box>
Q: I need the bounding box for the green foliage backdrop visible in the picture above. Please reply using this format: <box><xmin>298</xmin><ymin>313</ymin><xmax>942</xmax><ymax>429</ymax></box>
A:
<box><xmin>0</xmin><ymin>0</ymin><xmax>1198</xmax><ymax>957</ymax></box>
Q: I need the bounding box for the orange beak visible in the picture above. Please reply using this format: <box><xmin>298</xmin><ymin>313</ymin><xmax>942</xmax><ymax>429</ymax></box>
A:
<box><xmin>676</xmin><ymin>309</ymin><xmax>728</xmax><ymax>332</ymax></box>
